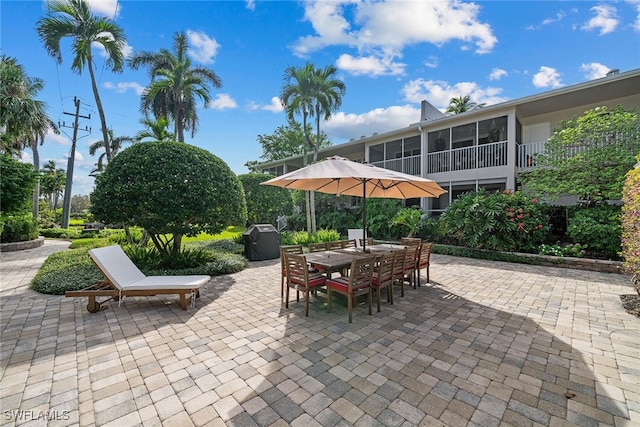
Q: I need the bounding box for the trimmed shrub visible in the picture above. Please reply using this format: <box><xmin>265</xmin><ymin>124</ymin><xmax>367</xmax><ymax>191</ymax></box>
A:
<box><xmin>0</xmin><ymin>156</ymin><xmax>37</xmax><ymax>214</ymax></box>
<box><xmin>238</xmin><ymin>173</ymin><xmax>293</xmax><ymax>226</ymax></box>
<box><xmin>567</xmin><ymin>205</ymin><xmax>621</xmax><ymax>259</ymax></box>
<box><xmin>1</xmin><ymin>214</ymin><xmax>38</xmax><ymax>242</ymax></box>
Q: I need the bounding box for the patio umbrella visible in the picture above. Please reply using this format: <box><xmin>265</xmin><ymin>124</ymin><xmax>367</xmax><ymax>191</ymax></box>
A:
<box><xmin>261</xmin><ymin>156</ymin><xmax>447</xmax><ymax>251</ymax></box>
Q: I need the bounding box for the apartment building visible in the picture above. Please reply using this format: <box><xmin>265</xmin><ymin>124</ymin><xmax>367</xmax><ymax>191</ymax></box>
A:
<box><xmin>257</xmin><ymin>68</ymin><xmax>640</xmax><ymax>215</ymax></box>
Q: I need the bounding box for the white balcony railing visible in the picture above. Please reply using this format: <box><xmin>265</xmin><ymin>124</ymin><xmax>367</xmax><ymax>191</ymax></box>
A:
<box><xmin>516</xmin><ymin>140</ymin><xmax>546</xmax><ymax>169</ymax></box>
<box><xmin>371</xmin><ymin>154</ymin><xmax>421</xmax><ymax>176</ymax></box>
<box><xmin>426</xmin><ymin>141</ymin><xmax>507</xmax><ymax>173</ymax></box>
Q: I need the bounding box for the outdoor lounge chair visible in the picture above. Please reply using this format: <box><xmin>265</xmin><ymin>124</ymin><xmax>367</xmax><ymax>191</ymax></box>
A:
<box><xmin>65</xmin><ymin>245</ymin><xmax>210</xmax><ymax>313</ymax></box>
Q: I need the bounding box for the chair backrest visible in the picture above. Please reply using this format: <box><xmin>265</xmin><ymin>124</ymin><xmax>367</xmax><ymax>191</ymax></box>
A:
<box><xmin>284</xmin><ymin>253</ymin><xmax>309</xmax><ymax>287</ymax></box>
<box><xmin>400</xmin><ymin>237</ymin><xmax>421</xmax><ymax>247</ymax></box>
<box><xmin>342</xmin><ymin>239</ymin><xmax>357</xmax><ymax>249</ymax></box>
<box><xmin>327</xmin><ymin>241</ymin><xmax>343</xmax><ymax>250</ymax></box>
<box><xmin>347</xmin><ymin>256</ymin><xmax>375</xmax><ymax>290</ymax></box>
<box><xmin>392</xmin><ymin>248</ymin><xmax>407</xmax><ymax>279</ymax></box>
<box><xmin>280</xmin><ymin>245</ymin><xmax>303</xmax><ymax>271</ymax></box>
<box><xmin>374</xmin><ymin>252</ymin><xmax>395</xmax><ymax>288</ymax></box>
<box><xmin>348</xmin><ymin>229</ymin><xmax>366</xmax><ymax>247</ymax></box>
<box><xmin>418</xmin><ymin>242</ymin><xmax>433</xmax><ymax>267</ymax></box>
<box><xmin>88</xmin><ymin>245</ymin><xmax>146</xmax><ymax>290</ymax></box>
<box><xmin>360</xmin><ymin>237</ymin><xmax>374</xmax><ymax>247</ymax></box>
<box><xmin>404</xmin><ymin>244</ymin><xmax>419</xmax><ymax>271</ymax></box>
<box><xmin>308</xmin><ymin>242</ymin><xmax>328</xmax><ymax>253</ymax></box>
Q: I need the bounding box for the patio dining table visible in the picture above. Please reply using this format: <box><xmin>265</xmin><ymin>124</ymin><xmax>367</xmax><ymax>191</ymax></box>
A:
<box><xmin>305</xmin><ymin>244</ymin><xmax>407</xmax><ymax>277</ymax></box>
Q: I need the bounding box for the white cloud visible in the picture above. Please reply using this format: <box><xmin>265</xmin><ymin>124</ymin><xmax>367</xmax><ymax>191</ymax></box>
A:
<box><xmin>324</xmin><ymin>105</ymin><xmax>421</xmax><ymax>141</ymax></box>
<box><xmin>293</xmin><ymin>0</ymin><xmax>496</xmax><ymax>77</ymax></box>
<box><xmin>401</xmin><ymin>78</ymin><xmax>507</xmax><ymax>110</ymax></box>
<box><xmin>629</xmin><ymin>0</ymin><xmax>640</xmax><ymax>31</ymax></box>
<box><xmin>186</xmin><ymin>30</ymin><xmax>221</xmax><ymax>64</ymax></box>
<box><xmin>85</xmin><ymin>0</ymin><xmax>120</xmax><ymax>17</ymax></box>
<box><xmin>424</xmin><ymin>56</ymin><xmax>439</xmax><ymax>69</ymax></box>
<box><xmin>336</xmin><ymin>53</ymin><xmax>405</xmax><ymax>76</ymax></box>
<box><xmin>94</xmin><ymin>37</ymin><xmax>132</xmax><ymax>60</ymax></box>
<box><xmin>532</xmin><ymin>66</ymin><xmax>563</xmax><ymax>88</ymax></box>
<box><xmin>489</xmin><ymin>68</ymin><xmax>508</xmax><ymax>81</ymax></box>
<box><xmin>246</xmin><ymin>0</ymin><xmax>255</xmax><ymax>11</ymax></box>
<box><xmin>248</xmin><ymin>97</ymin><xmax>283</xmax><ymax>113</ymax></box>
<box><xmin>580</xmin><ymin>62</ymin><xmax>611</xmax><ymax>79</ymax></box>
<box><xmin>103</xmin><ymin>81</ymin><xmax>145</xmax><ymax>96</ymax></box>
<box><xmin>542</xmin><ymin>11</ymin><xmax>566</xmax><ymax>26</ymax></box>
<box><xmin>582</xmin><ymin>4</ymin><xmax>619</xmax><ymax>35</ymax></box>
<box><xmin>46</xmin><ymin>127</ymin><xmax>70</xmax><ymax>146</ymax></box>
<box><xmin>208</xmin><ymin>94</ymin><xmax>237</xmax><ymax>110</ymax></box>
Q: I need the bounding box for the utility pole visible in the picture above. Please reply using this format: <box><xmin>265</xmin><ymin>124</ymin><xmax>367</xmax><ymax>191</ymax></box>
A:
<box><xmin>60</xmin><ymin>97</ymin><xmax>90</xmax><ymax>229</ymax></box>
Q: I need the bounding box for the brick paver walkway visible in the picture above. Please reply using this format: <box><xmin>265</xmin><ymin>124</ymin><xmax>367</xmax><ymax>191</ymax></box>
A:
<box><xmin>1</xmin><ymin>240</ymin><xmax>639</xmax><ymax>426</ymax></box>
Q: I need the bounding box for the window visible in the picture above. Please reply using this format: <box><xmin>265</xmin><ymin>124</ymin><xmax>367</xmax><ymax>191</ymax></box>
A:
<box><xmin>386</xmin><ymin>140</ymin><xmax>402</xmax><ymax>160</ymax></box>
<box><xmin>404</xmin><ymin>136</ymin><xmax>421</xmax><ymax>156</ymax></box>
<box><xmin>369</xmin><ymin>143</ymin><xmax>384</xmax><ymax>163</ymax></box>
<box><xmin>428</xmin><ymin>130</ymin><xmax>450</xmax><ymax>152</ymax></box>
<box><xmin>452</xmin><ymin>123</ymin><xmax>476</xmax><ymax>148</ymax></box>
<box><xmin>479</xmin><ymin>116</ymin><xmax>507</xmax><ymax>144</ymax></box>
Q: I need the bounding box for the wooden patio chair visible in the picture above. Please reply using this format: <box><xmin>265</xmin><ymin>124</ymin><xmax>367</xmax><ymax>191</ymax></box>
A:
<box><xmin>284</xmin><ymin>253</ymin><xmax>327</xmax><ymax>317</ymax></box>
<box><xmin>326</xmin><ymin>255</ymin><xmax>375</xmax><ymax>323</ymax></box>
<box><xmin>391</xmin><ymin>247</ymin><xmax>407</xmax><ymax>298</ymax></box>
<box><xmin>280</xmin><ymin>245</ymin><xmax>304</xmax><ymax>298</ymax></box>
<box><xmin>341</xmin><ymin>239</ymin><xmax>357</xmax><ymax>249</ymax></box>
<box><xmin>415</xmin><ymin>242</ymin><xmax>433</xmax><ymax>288</ymax></box>
<box><xmin>359</xmin><ymin>237</ymin><xmax>374</xmax><ymax>247</ymax></box>
<box><xmin>371</xmin><ymin>252</ymin><xmax>395</xmax><ymax>312</ymax></box>
<box><xmin>65</xmin><ymin>245</ymin><xmax>210</xmax><ymax>312</ymax></box>
<box><xmin>327</xmin><ymin>241</ymin><xmax>343</xmax><ymax>250</ymax></box>
<box><xmin>308</xmin><ymin>242</ymin><xmax>328</xmax><ymax>252</ymax></box>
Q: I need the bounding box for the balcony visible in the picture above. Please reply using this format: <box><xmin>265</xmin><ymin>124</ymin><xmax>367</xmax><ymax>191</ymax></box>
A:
<box><xmin>426</xmin><ymin>141</ymin><xmax>508</xmax><ymax>173</ymax></box>
<box><xmin>371</xmin><ymin>154</ymin><xmax>421</xmax><ymax>176</ymax></box>
<box><xmin>516</xmin><ymin>140</ymin><xmax>546</xmax><ymax>169</ymax></box>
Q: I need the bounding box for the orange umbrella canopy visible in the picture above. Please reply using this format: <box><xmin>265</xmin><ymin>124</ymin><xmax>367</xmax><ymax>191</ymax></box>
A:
<box><xmin>261</xmin><ymin>156</ymin><xmax>447</xmax><ymax>199</ymax></box>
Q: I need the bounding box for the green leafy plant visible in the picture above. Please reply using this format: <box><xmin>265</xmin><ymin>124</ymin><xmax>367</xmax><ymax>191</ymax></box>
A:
<box><xmin>621</xmin><ymin>155</ymin><xmax>640</xmax><ymax>294</ymax></box>
<box><xmin>124</xmin><ymin>245</ymin><xmax>212</xmax><ymax>270</ymax></box>
<box><xmin>391</xmin><ymin>207</ymin><xmax>423</xmax><ymax>237</ymax></box>
<box><xmin>1</xmin><ymin>214</ymin><xmax>38</xmax><ymax>242</ymax></box>
<box><xmin>90</xmin><ymin>142</ymin><xmax>247</xmax><ymax>256</ymax></box>
<box><xmin>238</xmin><ymin>173</ymin><xmax>293</xmax><ymax>227</ymax></box>
<box><xmin>365</xmin><ymin>199</ymin><xmax>403</xmax><ymax>239</ymax></box>
<box><xmin>314</xmin><ymin>228</ymin><xmax>341</xmax><ymax>243</ymax></box>
<box><xmin>567</xmin><ymin>205</ymin><xmax>621</xmax><ymax>259</ymax></box>
<box><xmin>440</xmin><ymin>189</ymin><xmax>549</xmax><ymax>252</ymax></box>
<box><xmin>0</xmin><ymin>155</ymin><xmax>38</xmax><ymax>215</ymax></box>
<box><xmin>538</xmin><ymin>243</ymin><xmax>587</xmax><ymax>258</ymax></box>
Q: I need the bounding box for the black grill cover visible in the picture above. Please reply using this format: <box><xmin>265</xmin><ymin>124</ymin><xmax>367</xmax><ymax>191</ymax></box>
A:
<box><xmin>243</xmin><ymin>224</ymin><xmax>281</xmax><ymax>261</ymax></box>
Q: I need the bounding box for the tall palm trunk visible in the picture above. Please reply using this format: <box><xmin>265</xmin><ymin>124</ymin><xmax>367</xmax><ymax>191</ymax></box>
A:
<box><xmin>31</xmin><ymin>139</ymin><xmax>40</xmax><ymax>219</ymax></box>
<box><xmin>87</xmin><ymin>51</ymin><xmax>112</xmax><ymax>161</ymax></box>
<box><xmin>302</xmin><ymin>110</ymin><xmax>314</xmax><ymax>233</ymax></box>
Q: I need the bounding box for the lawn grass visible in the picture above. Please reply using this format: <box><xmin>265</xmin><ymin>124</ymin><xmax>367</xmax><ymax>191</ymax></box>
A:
<box><xmin>183</xmin><ymin>226</ymin><xmax>245</xmax><ymax>242</ymax></box>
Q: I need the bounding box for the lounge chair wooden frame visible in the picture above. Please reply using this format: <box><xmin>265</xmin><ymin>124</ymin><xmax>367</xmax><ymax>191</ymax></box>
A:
<box><xmin>65</xmin><ymin>245</ymin><xmax>210</xmax><ymax>313</ymax></box>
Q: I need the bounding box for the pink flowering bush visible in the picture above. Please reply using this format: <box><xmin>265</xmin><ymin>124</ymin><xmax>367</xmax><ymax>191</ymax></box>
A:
<box><xmin>621</xmin><ymin>155</ymin><xmax>640</xmax><ymax>294</ymax></box>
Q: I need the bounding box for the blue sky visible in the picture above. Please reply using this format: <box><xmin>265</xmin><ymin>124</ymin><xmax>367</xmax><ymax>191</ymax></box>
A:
<box><xmin>3</xmin><ymin>0</ymin><xmax>640</xmax><ymax>196</ymax></box>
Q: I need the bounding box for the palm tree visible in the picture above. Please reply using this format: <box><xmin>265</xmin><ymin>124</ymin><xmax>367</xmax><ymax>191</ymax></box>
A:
<box><xmin>128</xmin><ymin>32</ymin><xmax>222</xmax><ymax>142</ymax></box>
<box><xmin>280</xmin><ymin>63</ymin><xmax>345</xmax><ymax>233</ymax></box>
<box><xmin>36</xmin><ymin>0</ymin><xmax>126</xmax><ymax>162</ymax></box>
<box><xmin>134</xmin><ymin>117</ymin><xmax>174</xmax><ymax>143</ymax></box>
<box><xmin>281</xmin><ymin>63</ymin><xmax>317</xmax><ymax>232</ymax></box>
<box><xmin>89</xmin><ymin>130</ymin><xmax>134</xmax><ymax>176</ymax></box>
<box><xmin>446</xmin><ymin>95</ymin><xmax>485</xmax><ymax>115</ymax></box>
<box><xmin>41</xmin><ymin>160</ymin><xmax>65</xmax><ymax>211</ymax></box>
<box><xmin>0</xmin><ymin>55</ymin><xmax>58</xmax><ymax>218</ymax></box>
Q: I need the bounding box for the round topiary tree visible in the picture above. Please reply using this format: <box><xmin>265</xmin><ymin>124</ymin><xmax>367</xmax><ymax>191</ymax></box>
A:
<box><xmin>238</xmin><ymin>173</ymin><xmax>293</xmax><ymax>227</ymax></box>
<box><xmin>91</xmin><ymin>142</ymin><xmax>247</xmax><ymax>255</ymax></box>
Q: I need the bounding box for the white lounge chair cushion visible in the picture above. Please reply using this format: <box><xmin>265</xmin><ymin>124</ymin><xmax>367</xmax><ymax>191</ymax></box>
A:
<box><xmin>124</xmin><ymin>276</ymin><xmax>210</xmax><ymax>290</ymax></box>
<box><xmin>88</xmin><ymin>245</ymin><xmax>209</xmax><ymax>291</ymax></box>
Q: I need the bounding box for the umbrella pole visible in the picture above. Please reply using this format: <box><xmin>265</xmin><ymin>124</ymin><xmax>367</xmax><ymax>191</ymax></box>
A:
<box><xmin>362</xmin><ymin>180</ymin><xmax>369</xmax><ymax>253</ymax></box>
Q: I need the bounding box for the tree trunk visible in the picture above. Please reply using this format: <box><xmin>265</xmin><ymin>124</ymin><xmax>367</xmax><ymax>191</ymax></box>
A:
<box><xmin>87</xmin><ymin>51</ymin><xmax>112</xmax><ymax>162</ymax></box>
<box><xmin>31</xmin><ymin>140</ymin><xmax>40</xmax><ymax>219</ymax></box>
